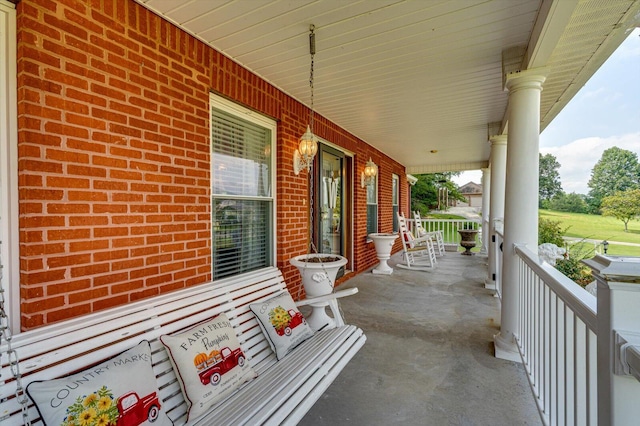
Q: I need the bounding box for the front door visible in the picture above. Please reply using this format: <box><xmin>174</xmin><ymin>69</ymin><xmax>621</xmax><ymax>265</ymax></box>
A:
<box><xmin>316</xmin><ymin>146</ymin><xmax>345</xmax><ymax>256</ymax></box>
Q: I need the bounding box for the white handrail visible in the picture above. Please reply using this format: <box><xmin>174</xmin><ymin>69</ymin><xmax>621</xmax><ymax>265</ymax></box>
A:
<box><xmin>514</xmin><ymin>244</ymin><xmax>598</xmax><ymax>426</ymax></box>
<box><xmin>515</xmin><ymin>245</ymin><xmax>597</xmax><ymax>330</ymax></box>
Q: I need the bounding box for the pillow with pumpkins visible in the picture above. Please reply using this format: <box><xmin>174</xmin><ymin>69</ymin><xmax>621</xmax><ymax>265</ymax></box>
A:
<box><xmin>249</xmin><ymin>291</ymin><xmax>314</xmax><ymax>360</ymax></box>
<box><xmin>26</xmin><ymin>341</ymin><xmax>173</xmax><ymax>426</ymax></box>
<box><xmin>160</xmin><ymin>313</ymin><xmax>256</xmax><ymax>422</ymax></box>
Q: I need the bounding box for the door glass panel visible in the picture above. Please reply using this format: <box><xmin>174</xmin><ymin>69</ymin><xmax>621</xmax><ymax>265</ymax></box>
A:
<box><xmin>319</xmin><ymin>148</ymin><xmax>343</xmax><ymax>255</ymax></box>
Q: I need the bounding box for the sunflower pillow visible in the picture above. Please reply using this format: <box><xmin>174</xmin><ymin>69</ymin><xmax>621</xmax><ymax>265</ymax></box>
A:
<box><xmin>26</xmin><ymin>341</ymin><xmax>173</xmax><ymax>426</ymax></box>
<box><xmin>249</xmin><ymin>291</ymin><xmax>314</xmax><ymax>360</ymax></box>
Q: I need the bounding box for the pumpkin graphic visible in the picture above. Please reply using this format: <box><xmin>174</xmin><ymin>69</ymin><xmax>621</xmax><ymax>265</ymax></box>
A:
<box><xmin>208</xmin><ymin>350</ymin><xmax>221</xmax><ymax>365</ymax></box>
<box><xmin>194</xmin><ymin>352</ymin><xmax>208</xmax><ymax>369</ymax></box>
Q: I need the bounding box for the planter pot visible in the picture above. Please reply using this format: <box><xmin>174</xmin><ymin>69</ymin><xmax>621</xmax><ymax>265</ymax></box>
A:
<box><xmin>368</xmin><ymin>233</ymin><xmax>399</xmax><ymax>274</ymax></box>
<box><xmin>290</xmin><ymin>253</ymin><xmax>348</xmax><ymax>331</ymax></box>
<box><xmin>458</xmin><ymin>229</ymin><xmax>479</xmax><ymax>256</ymax></box>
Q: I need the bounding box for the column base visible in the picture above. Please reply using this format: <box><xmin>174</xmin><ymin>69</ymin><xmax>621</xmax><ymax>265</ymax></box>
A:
<box><xmin>494</xmin><ymin>332</ymin><xmax>522</xmax><ymax>363</ymax></box>
<box><xmin>484</xmin><ymin>279</ymin><xmax>496</xmax><ymax>290</ymax></box>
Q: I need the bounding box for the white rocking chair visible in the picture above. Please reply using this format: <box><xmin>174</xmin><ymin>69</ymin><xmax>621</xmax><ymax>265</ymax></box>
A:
<box><xmin>413</xmin><ymin>210</ymin><xmax>445</xmax><ymax>256</ymax></box>
<box><xmin>396</xmin><ymin>212</ymin><xmax>437</xmax><ymax>271</ymax></box>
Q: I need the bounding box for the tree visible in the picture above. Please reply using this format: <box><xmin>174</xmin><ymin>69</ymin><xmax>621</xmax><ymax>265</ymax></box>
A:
<box><xmin>548</xmin><ymin>192</ymin><xmax>587</xmax><ymax>213</ymax></box>
<box><xmin>600</xmin><ymin>189</ymin><xmax>640</xmax><ymax>232</ymax></box>
<box><xmin>587</xmin><ymin>147</ymin><xmax>640</xmax><ymax>211</ymax></box>
<box><xmin>411</xmin><ymin>173</ymin><xmax>465</xmax><ymax>214</ymax></box>
<box><xmin>539</xmin><ymin>153</ymin><xmax>562</xmax><ymax>207</ymax></box>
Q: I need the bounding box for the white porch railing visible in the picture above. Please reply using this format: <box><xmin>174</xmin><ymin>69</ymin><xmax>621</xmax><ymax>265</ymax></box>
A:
<box><xmin>409</xmin><ymin>215</ymin><xmax>640</xmax><ymax>424</ymax></box>
<box><xmin>408</xmin><ymin>218</ymin><xmax>480</xmax><ymax>246</ymax></box>
<box><xmin>514</xmin><ymin>244</ymin><xmax>598</xmax><ymax>425</ymax></box>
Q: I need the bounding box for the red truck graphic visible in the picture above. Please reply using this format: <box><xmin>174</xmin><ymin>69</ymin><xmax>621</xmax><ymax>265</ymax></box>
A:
<box><xmin>197</xmin><ymin>347</ymin><xmax>246</xmax><ymax>386</ymax></box>
<box><xmin>275</xmin><ymin>310</ymin><xmax>306</xmax><ymax>336</ymax></box>
<box><xmin>116</xmin><ymin>391</ymin><xmax>161</xmax><ymax>426</ymax></box>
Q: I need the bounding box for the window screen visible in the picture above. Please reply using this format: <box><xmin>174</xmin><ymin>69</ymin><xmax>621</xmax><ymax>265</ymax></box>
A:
<box><xmin>366</xmin><ymin>175</ymin><xmax>378</xmax><ymax>236</ymax></box>
<box><xmin>210</xmin><ymin>100</ymin><xmax>274</xmax><ymax>280</ymax></box>
<box><xmin>392</xmin><ymin>174</ymin><xmax>399</xmax><ymax>232</ymax></box>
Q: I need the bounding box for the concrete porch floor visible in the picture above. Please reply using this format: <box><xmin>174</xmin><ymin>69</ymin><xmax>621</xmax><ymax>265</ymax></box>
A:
<box><xmin>300</xmin><ymin>251</ymin><xmax>542</xmax><ymax>426</ymax></box>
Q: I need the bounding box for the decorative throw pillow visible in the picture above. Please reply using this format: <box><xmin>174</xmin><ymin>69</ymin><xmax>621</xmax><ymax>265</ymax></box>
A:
<box><xmin>26</xmin><ymin>341</ymin><xmax>173</xmax><ymax>426</ymax></box>
<box><xmin>159</xmin><ymin>313</ymin><xmax>256</xmax><ymax>421</ymax></box>
<box><xmin>249</xmin><ymin>291</ymin><xmax>314</xmax><ymax>360</ymax></box>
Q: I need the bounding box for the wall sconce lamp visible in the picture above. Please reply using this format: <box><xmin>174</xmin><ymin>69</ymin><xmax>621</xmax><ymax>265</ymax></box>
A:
<box><xmin>361</xmin><ymin>157</ymin><xmax>378</xmax><ymax>187</ymax></box>
<box><xmin>293</xmin><ymin>125</ymin><xmax>318</xmax><ymax>175</ymax></box>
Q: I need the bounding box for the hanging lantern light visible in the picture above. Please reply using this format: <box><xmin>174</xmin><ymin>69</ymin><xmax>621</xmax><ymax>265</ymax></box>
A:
<box><xmin>293</xmin><ymin>25</ymin><xmax>318</xmax><ymax>175</ymax></box>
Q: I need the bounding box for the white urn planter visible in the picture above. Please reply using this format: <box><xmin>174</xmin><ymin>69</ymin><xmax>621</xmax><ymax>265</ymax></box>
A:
<box><xmin>368</xmin><ymin>233</ymin><xmax>399</xmax><ymax>274</ymax></box>
<box><xmin>290</xmin><ymin>253</ymin><xmax>348</xmax><ymax>331</ymax></box>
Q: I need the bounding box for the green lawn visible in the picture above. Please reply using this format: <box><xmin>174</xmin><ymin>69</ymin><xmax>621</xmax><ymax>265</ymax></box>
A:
<box><xmin>539</xmin><ymin>210</ymin><xmax>640</xmax><ymax>257</ymax></box>
<box><xmin>423</xmin><ymin>213</ymin><xmax>467</xmax><ymax>220</ymax></box>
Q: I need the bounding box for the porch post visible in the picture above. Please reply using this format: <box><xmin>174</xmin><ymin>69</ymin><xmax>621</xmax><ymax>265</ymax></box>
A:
<box><xmin>582</xmin><ymin>255</ymin><xmax>640</xmax><ymax>425</ymax></box>
<box><xmin>485</xmin><ymin>136</ymin><xmax>506</xmax><ymax>290</ymax></box>
<box><xmin>494</xmin><ymin>69</ymin><xmax>547</xmax><ymax>362</ymax></box>
<box><xmin>479</xmin><ymin>167</ymin><xmax>490</xmax><ymax>255</ymax></box>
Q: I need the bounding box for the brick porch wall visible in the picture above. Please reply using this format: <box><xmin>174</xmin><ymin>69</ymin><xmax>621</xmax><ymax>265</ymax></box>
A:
<box><xmin>15</xmin><ymin>0</ymin><xmax>407</xmax><ymax>330</ymax></box>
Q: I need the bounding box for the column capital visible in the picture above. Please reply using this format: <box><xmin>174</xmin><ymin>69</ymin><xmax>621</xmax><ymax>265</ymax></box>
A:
<box><xmin>489</xmin><ymin>134</ymin><xmax>508</xmax><ymax>146</ymax></box>
<box><xmin>505</xmin><ymin>67</ymin><xmax>550</xmax><ymax>92</ymax></box>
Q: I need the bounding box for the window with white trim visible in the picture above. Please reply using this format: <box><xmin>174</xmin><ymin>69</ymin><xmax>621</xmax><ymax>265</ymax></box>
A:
<box><xmin>366</xmin><ymin>174</ymin><xmax>378</xmax><ymax>236</ymax></box>
<box><xmin>392</xmin><ymin>174</ymin><xmax>399</xmax><ymax>232</ymax></box>
<box><xmin>210</xmin><ymin>94</ymin><xmax>276</xmax><ymax>280</ymax></box>
<box><xmin>1</xmin><ymin>1</ymin><xmax>19</xmax><ymax>330</ymax></box>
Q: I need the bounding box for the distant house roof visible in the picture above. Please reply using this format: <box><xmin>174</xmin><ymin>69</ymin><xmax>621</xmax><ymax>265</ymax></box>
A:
<box><xmin>458</xmin><ymin>182</ymin><xmax>482</xmax><ymax>194</ymax></box>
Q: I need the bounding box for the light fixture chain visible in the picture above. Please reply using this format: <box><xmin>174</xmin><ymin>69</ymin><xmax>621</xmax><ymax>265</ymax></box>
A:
<box><xmin>308</xmin><ymin>24</ymin><xmax>316</xmax><ymax>255</ymax></box>
<box><xmin>308</xmin><ymin>160</ymin><xmax>314</xmax><ymax>255</ymax></box>
<box><xmin>0</xmin><ymin>239</ymin><xmax>32</xmax><ymax>425</ymax></box>
<box><xmin>309</xmin><ymin>25</ymin><xmax>315</xmax><ymax>135</ymax></box>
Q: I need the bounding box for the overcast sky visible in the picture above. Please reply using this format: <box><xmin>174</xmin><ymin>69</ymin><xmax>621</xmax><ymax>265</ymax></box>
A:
<box><xmin>454</xmin><ymin>28</ymin><xmax>640</xmax><ymax>195</ymax></box>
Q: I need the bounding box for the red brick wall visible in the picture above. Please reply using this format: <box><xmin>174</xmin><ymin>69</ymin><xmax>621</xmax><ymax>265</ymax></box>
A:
<box><xmin>15</xmin><ymin>0</ymin><xmax>408</xmax><ymax>330</ymax></box>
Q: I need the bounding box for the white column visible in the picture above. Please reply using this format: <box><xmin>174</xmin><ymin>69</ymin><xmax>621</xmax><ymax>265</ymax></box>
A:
<box><xmin>479</xmin><ymin>167</ymin><xmax>490</xmax><ymax>255</ymax></box>
<box><xmin>582</xmin><ymin>255</ymin><xmax>640</xmax><ymax>425</ymax></box>
<box><xmin>494</xmin><ymin>70</ymin><xmax>547</xmax><ymax>362</ymax></box>
<box><xmin>485</xmin><ymin>136</ymin><xmax>507</xmax><ymax>290</ymax></box>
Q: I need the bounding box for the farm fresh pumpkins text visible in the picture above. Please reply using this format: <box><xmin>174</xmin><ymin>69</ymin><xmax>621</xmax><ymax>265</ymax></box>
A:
<box><xmin>179</xmin><ymin>319</ymin><xmax>233</xmax><ymax>351</ymax></box>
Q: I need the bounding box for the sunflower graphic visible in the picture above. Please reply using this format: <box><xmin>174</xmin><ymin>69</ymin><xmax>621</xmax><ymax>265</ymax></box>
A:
<box><xmin>268</xmin><ymin>306</ymin><xmax>292</xmax><ymax>330</ymax></box>
<box><xmin>63</xmin><ymin>386</ymin><xmax>118</xmax><ymax>426</ymax></box>
<box><xmin>78</xmin><ymin>407</ymin><xmax>97</xmax><ymax>426</ymax></box>
<box><xmin>97</xmin><ymin>396</ymin><xmax>112</xmax><ymax>411</ymax></box>
<box><xmin>83</xmin><ymin>394</ymin><xmax>98</xmax><ymax>407</ymax></box>
<box><xmin>95</xmin><ymin>413</ymin><xmax>112</xmax><ymax>426</ymax></box>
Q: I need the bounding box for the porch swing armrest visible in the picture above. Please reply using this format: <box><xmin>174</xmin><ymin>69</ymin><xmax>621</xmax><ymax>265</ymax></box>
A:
<box><xmin>295</xmin><ymin>287</ymin><xmax>359</xmax><ymax>307</ymax></box>
<box><xmin>296</xmin><ymin>287</ymin><xmax>359</xmax><ymax>329</ymax></box>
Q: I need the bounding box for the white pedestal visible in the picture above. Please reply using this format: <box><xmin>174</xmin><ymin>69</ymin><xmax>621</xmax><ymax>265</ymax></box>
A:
<box><xmin>290</xmin><ymin>254</ymin><xmax>348</xmax><ymax>331</ymax></box>
<box><xmin>369</xmin><ymin>233</ymin><xmax>399</xmax><ymax>275</ymax></box>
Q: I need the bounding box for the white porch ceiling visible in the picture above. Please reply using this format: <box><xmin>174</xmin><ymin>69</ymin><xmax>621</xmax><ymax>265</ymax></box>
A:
<box><xmin>136</xmin><ymin>0</ymin><xmax>640</xmax><ymax>174</ymax></box>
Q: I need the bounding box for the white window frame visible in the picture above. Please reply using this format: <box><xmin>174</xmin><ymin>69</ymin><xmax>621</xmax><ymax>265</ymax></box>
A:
<box><xmin>392</xmin><ymin>174</ymin><xmax>399</xmax><ymax>232</ymax></box>
<box><xmin>209</xmin><ymin>93</ymin><xmax>277</xmax><ymax>273</ymax></box>
<box><xmin>0</xmin><ymin>0</ymin><xmax>19</xmax><ymax>331</ymax></box>
<box><xmin>366</xmin><ymin>173</ymin><xmax>378</xmax><ymax>238</ymax></box>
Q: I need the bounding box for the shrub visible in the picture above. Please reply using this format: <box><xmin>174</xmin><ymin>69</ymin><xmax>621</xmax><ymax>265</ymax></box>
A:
<box><xmin>555</xmin><ymin>241</ymin><xmax>594</xmax><ymax>287</ymax></box>
<box><xmin>538</xmin><ymin>217</ymin><xmax>565</xmax><ymax>246</ymax></box>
